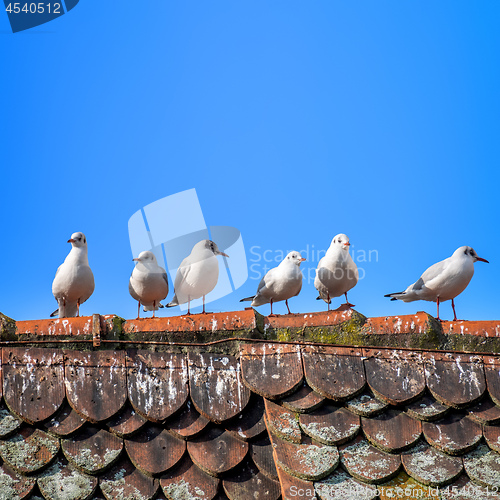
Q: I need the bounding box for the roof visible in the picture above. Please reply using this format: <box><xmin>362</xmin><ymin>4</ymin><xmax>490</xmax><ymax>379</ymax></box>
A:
<box><xmin>0</xmin><ymin>309</ymin><xmax>499</xmax><ymax>499</ymax></box>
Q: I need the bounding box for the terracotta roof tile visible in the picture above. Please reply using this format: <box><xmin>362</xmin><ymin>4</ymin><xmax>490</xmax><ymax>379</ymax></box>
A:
<box><xmin>3</xmin><ymin>311</ymin><xmax>500</xmax><ymax>499</ymax></box>
<box><xmin>241</xmin><ymin>344</ymin><xmax>303</xmax><ymax>399</ymax></box>
<box><xmin>127</xmin><ymin>350</ymin><xmax>188</xmax><ymax>423</ymax></box>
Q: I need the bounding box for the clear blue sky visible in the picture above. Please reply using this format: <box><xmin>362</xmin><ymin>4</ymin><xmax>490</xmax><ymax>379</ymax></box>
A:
<box><xmin>1</xmin><ymin>1</ymin><xmax>499</xmax><ymax>321</ymax></box>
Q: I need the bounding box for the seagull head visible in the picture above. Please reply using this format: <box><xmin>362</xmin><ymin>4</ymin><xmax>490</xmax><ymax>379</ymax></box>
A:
<box><xmin>285</xmin><ymin>251</ymin><xmax>306</xmax><ymax>266</ymax></box>
<box><xmin>133</xmin><ymin>251</ymin><xmax>158</xmax><ymax>264</ymax></box>
<box><xmin>205</xmin><ymin>240</ymin><xmax>229</xmax><ymax>258</ymax></box>
<box><xmin>331</xmin><ymin>233</ymin><xmax>351</xmax><ymax>250</ymax></box>
<box><xmin>67</xmin><ymin>232</ymin><xmax>87</xmax><ymax>248</ymax></box>
<box><xmin>460</xmin><ymin>246</ymin><xmax>489</xmax><ymax>264</ymax></box>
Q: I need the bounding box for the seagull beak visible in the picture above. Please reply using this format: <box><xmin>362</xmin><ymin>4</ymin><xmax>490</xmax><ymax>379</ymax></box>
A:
<box><xmin>299</xmin><ymin>258</ymin><xmax>306</xmax><ymax>262</ymax></box>
<box><xmin>344</xmin><ymin>242</ymin><xmax>350</xmax><ymax>247</ymax></box>
<box><xmin>476</xmin><ymin>257</ymin><xmax>489</xmax><ymax>263</ymax></box>
<box><xmin>67</xmin><ymin>239</ymin><xmax>75</xmax><ymax>243</ymax></box>
<box><xmin>132</xmin><ymin>258</ymin><xmax>140</xmax><ymax>261</ymax></box>
<box><xmin>218</xmin><ymin>252</ymin><xmax>229</xmax><ymax>258</ymax></box>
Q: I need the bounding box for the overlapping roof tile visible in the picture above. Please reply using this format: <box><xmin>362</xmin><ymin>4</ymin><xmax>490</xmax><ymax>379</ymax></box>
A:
<box><xmin>0</xmin><ymin>311</ymin><xmax>500</xmax><ymax>499</ymax></box>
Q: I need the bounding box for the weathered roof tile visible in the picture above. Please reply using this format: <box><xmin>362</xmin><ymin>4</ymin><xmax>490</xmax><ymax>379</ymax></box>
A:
<box><xmin>160</xmin><ymin>454</ymin><xmax>220</xmax><ymax>500</ymax></box>
<box><xmin>127</xmin><ymin>350</ymin><xmax>188</xmax><ymax>423</ymax></box>
<box><xmin>188</xmin><ymin>353</ymin><xmax>250</xmax><ymax>424</ymax></box>
<box><xmin>339</xmin><ymin>435</ymin><xmax>401</xmax><ymax>484</ymax></box>
<box><xmin>3</xmin><ymin>348</ymin><xmax>65</xmax><ymax>424</ymax></box>
<box><xmin>62</xmin><ymin>426</ymin><xmax>123</xmax><ymax>475</ymax></box>
<box><xmin>364</xmin><ymin>349</ymin><xmax>425</xmax><ymax>405</ymax></box>
<box><xmin>425</xmin><ymin>353</ymin><xmax>486</xmax><ymax>408</ymax></box>
<box><xmin>241</xmin><ymin>344</ymin><xmax>303</xmax><ymax>399</ymax></box>
<box><xmin>315</xmin><ymin>468</ymin><xmax>377</xmax><ymax>500</ymax></box>
<box><xmin>423</xmin><ymin>413</ymin><xmax>482</xmax><ymax>455</ymax></box>
<box><xmin>187</xmin><ymin>427</ymin><xmax>248</xmax><ymax>477</ymax></box>
<box><xmin>401</xmin><ymin>440</ymin><xmax>463</xmax><ymax>486</ymax></box>
<box><xmin>0</xmin><ymin>427</ymin><xmax>60</xmax><ymax>473</ymax></box>
<box><xmin>106</xmin><ymin>403</ymin><xmax>147</xmax><ymax>438</ymax></box>
<box><xmin>270</xmin><ymin>433</ymin><xmax>340</xmax><ymax>481</ymax></box>
<box><xmin>405</xmin><ymin>393</ymin><xmax>450</xmax><ymax>421</ymax></box>
<box><xmin>463</xmin><ymin>442</ymin><xmax>500</xmax><ymax>488</ymax></box>
<box><xmin>362</xmin><ymin>409</ymin><xmax>421</xmax><ymax>452</ymax></box>
<box><xmin>222</xmin><ymin>462</ymin><xmax>281</xmax><ymax>500</ymax></box>
<box><xmin>65</xmin><ymin>351</ymin><xmax>127</xmax><ymax>423</ymax></box>
<box><xmin>276</xmin><ymin>465</ymin><xmax>317</xmax><ymax>500</ymax></box>
<box><xmin>225</xmin><ymin>394</ymin><xmax>266</xmax><ymax>441</ymax></box>
<box><xmin>0</xmin><ymin>463</ymin><xmax>36</xmax><ymax>499</ymax></box>
<box><xmin>345</xmin><ymin>391</ymin><xmax>388</xmax><ymax>417</ymax></box>
<box><xmin>100</xmin><ymin>458</ymin><xmax>158</xmax><ymax>500</ymax></box>
<box><xmin>303</xmin><ymin>346</ymin><xmax>365</xmax><ymax>401</ymax></box>
<box><xmin>125</xmin><ymin>425</ymin><xmax>185</xmax><ymax>476</ymax></box>
<box><xmin>264</xmin><ymin>398</ymin><xmax>301</xmax><ymax>443</ymax></box>
<box><xmin>281</xmin><ymin>382</ymin><xmax>325</xmax><ymax>413</ymax></box>
<box><xmin>299</xmin><ymin>405</ymin><xmax>360</xmax><ymax>446</ymax></box>
<box><xmin>44</xmin><ymin>402</ymin><xmax>86</xmax><ymax>438</ymax></box>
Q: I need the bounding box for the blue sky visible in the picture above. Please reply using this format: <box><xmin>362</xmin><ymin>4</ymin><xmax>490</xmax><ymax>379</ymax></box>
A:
<box><xmin>1</xmin><ymin>1</ymin><xmax>499</xmax><ymax>321</ymax></box>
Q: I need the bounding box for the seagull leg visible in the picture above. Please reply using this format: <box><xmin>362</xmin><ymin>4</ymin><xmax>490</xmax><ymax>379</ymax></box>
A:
<box><xmin>137</xmin><ymin>301</ymin><xmax>141</xmax><ymax>320</ymax></box>
<box><xmin>344</xmin><ymin>292</ymin><xmax>355</xmax><ymax>309</ymax></box>
<box><xmin>153</xmin><ymin>301</ymin><xmax>156</xmax><ymax>318</ymax></box>
<box><xmin>202</xmin><ymin>296</ymin><xmax>208</xmax><ymax>314</ymax></box>
<box><xmin>451</xmin><ymin>298</ymin><xmax>458</xmax><ymax>322</ymax></box>
<box><xmin>187</xmin><ymin>297</ymin><xmax>191</xmax><ymax>316</ymax></box>
<box><xmin>327</xmin><ymin>293</ymin><xmax>330</xmax><ymax>312</ymax></box>
<box><xmin>269</xmin><ymin>299</ymin><xmax>275</xmax><ymax>317</ymax></box>
<box><xmin>436</xmin><ymin>297</ymin><xmax>441</xmax><ymax>321</ymax></box>
<box><xmin>286</xmin><ymin>299</ymin><xmax>292</xmax><ymax>315</ymax></box>
<box><xmin>76</xmin><ymin>299</ymin><xmax>80</xmax><ymax>317</ymax></box>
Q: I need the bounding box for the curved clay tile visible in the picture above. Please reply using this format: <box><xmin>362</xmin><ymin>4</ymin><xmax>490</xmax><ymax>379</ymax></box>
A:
<box><xmin>270</xmin><ymin>433</ymin><xmax>340</xmax><ymax>481</ymax></box>
<box><xmin>0</xmin><ymin>463</ymin><xmax>36</xmax><ymax>500</ymax></box>
<box><xmin>37</xmin><ymin>458</ymin><xmax>98</xmax><ymax>500</ymax></box>
<box><xmin>188</xmin><ymin>353</ymin><xmax>250</xmax><ymax>424</ymax></box>
<box><xmin>250</xmin><ymin>436</ymin><xmax>278</xmax><ymax>480</ymax></box>
<box><xmin>362</xmin><ymin>410</ymin><xmax>421</xmax><ymax>452</ymax></box>
<box><xmin>340</xmin><ymin>435</ymin><xmax>401</xmax><ymax>484</ymax></box>
<box><xmin>300</xmin><ymin>405</ymin><xmax>360</xmax><ymax>446</ymax></box>
<box><xmin>423</xmin><ymin>413</ymin><xmax>482</xmax><ymax>456</ymax></box>
<box><xmin>405</xmin><ymin>393</ymin><xmax>450</xmax><ymax>422</ymax></box>
<box><xmin>2</xmin><ymin>348</ymin><xmax>65</xmax><ymax>424</ymax></box>
<box><xmin>125</xmin><ymin>425</ymin><xmax>186</xmax><ymax>476</ymax></box>
<box><xmin>0</xmin><ymin>427</ymin><xmax>59</xmax><ymax>473</ymax></box>
<box><xmin>484</xmin><ymin>424</ymin><xmax>500</xmax><ymax>453</ymax></box>
<box><xmin>224</xmin><ymin>394</ymin><xmax>266</xmax><ymax>441</ymax></box>
<box><xmin>425</xmin><ymin>354</ymin><xmax>486</xmax><ymax>409</ymax></box>
<box><xmin>187</xmin><ymin>427</ymin><xmax>249</xmax><ymax>477</ymax></box>
<box><xmin>65</xmin><ymin>351</ymin><xmax>127</xmax><ymax>423</ymax></box>
<box><xmin>100</xmin><ymin>458</ymin><xmax>159</xmax><ymax>500</ymax></box>
<box><xmin>160</xmin><ymin>454</ymin><xmax>220</xmax><ymax>500</ymax></box>
<box><xmin>484</xmin><ymin>358</ymin><xmax>500</xmax><ymax>407</ymax></box>
<box><xmin>345</xmin><ymin>391</ymin><xmax>388</xmax><ymax>417</ymax></box>
<box><xmin>364</xmin><ymin>350</ymin><xmax>426</xmax><ymax>405</ymax></box>
<box><xmin>0</xmin><ymin>401</ymin><xmax>22</xmax><ymax>438</ymax></box>
<box><xmin>276</xmin><ymin>465</ymin><xmax>316</xmax><ymax>500</ymax></box>
<box><xmin>264</xmin><ymin>399</ymin><xmax>301</xmax><ymax>444</ymax></box>
<box><xmin>463</xmin><ymin>443</ymin><xmax>500</xmax><ymax>489</ymax></box>
<box><xmin>166</xmin><ymin>400</ymin><xmax>210</xmax><ymax>440</ymax></box>
<box><xmin>303</xmin><ymin>346</ymin><xmax>365</xmax><ymax>401</ymax></box>
<box><xmin>401</xmin><ymin>441</ymin><xmax>463</xmax><ymax>487</ymax></box>
<box><xmin>44</xmin><ymin>402</ymin><xmax>86</xmax><ymax>438</ymax></box>
<box><xmin>106</xmin><ymin>403</ymin><xmax>148</xmax><ymax>438</ymax></box>
<box><xmin>223</xmin><ymin>461</ymin><xmax>281</xmax><ymax>500</ymax></box>
<box><xmin>241</xmin><ymin>344</ymin><xmax>303</xmax><ymax>399</ymax></box>
<box><xmin>281</xmin><ymin>381</ymin><xmax>325</xmax><ymax>413</ymax></box>
<box><xmin>62</xmin><ymin>426</ymin><xmax>123</xmax><ymax>474</ymax></box>
<box><xmin>440</xmin><ymin>473</ymin><xmax>500</xmax><ymax>500</ymax></box>
<box><xmin>127</xmin><ymin>350</ymin><xmax>188</xmax><ymax>423</ymax></box>
<box><xmin>466</xmin><ymin>396</ymin><xmax>500</xmax><ymax>425</ymax></box>
<box><xmin>315</xmin><ymin>468</ymin><xmax>377</xmax><ymax>500</ymax></box>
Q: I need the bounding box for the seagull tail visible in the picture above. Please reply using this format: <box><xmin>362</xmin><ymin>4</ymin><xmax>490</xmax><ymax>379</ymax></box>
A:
<box><xmin>316</xmin><ymin>295</ymin><xmax>331</xmax><ymax>304</ymax></box>
<box><xmin>166</xmin><ymin>296</ymin><xmax>179</xmax><ymax>308</ymax></box>
<box><xmin>240</xmin><ymin>296</ymin><xmax>255</xmax><ymax>302</ymax></box>
<box><xmin>384</xmin><ymin>292</ymin><xmax>405</xmax><ymax>302</ymax></box>
<box><xmin>50</xmin><ymin>309</ymin><xmax>59</xmax><ymax>318</ymax></box>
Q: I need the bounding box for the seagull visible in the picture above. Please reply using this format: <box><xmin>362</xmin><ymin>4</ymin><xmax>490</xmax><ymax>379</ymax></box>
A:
<box><xmin>166</xmin><ymin>240</ymin><xmax>229</xmax><ymax>315</ymax></box>
<box><xmin>240</xmin><ymin>251</ymin><xmax>305</xmax><ymax>315</ymax></box>
<box><xmin>129</xmin><ymin>251</ymin><xmax>169</xmax><ymax>319</ymax></box>
<box><xmin>51</xmin><ymin>232</ymin><xmax>95</xmax><ymax>318</ymax></box>
<box><xmin>314</xmin><ymin>234</ymin><xmax>359</xmax><ymax>311</ymax></box>
<box><xmin>384</xmin><ymin>246</ymin><xmax>489</xmax><ymax>321</ymax></box>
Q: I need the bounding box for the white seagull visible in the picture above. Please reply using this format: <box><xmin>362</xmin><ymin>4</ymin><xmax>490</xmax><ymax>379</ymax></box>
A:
<box><xmin>240</xmin><ymin>251</ymin><xmax>306</xmax><ymax>315</ymax></box>
<box><xmin>51</xmin><ymin>232</ymin><xmax>95</xmax><ymax>318</ymax></box>
<box><xmin>314</xmin><ymin>234</ymin><xmax>359</xmax><ymax>311</ymax></box>
<box><xmin>385</xmin><ymin>246</ymin><xmax>489</xmax><ymax>321</ymax></box>
<box><xmin>166</xmin><ymin>240</ymin><xmax>229</xmax><ymax>315</ymax></box>
<box><xmin>129</xmin><ymin>251</ymin><xmax>169</xmax><ymax>319</ymax></box>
